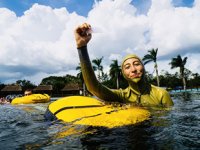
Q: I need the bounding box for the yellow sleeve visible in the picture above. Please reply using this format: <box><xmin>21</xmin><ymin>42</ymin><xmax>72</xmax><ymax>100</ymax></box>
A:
<box><xmin>78</xmin><ymin>46</ymin><xmax>123</xmax><ymax>102</ymax></box>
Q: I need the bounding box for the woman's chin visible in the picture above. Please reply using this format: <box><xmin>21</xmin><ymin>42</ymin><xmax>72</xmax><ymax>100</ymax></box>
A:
<box><xmin>129</xmin><ymin>77</ymin><xmax>141</xmax><ymax>83</ymax></box>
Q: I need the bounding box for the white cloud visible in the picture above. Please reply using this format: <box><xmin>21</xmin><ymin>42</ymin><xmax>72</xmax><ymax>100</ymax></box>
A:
<box><xmin>0</xmin><ymin>0</ymin><xmax>200</xmax><ymax>84</ymax></box>
<box><xmin>146</xmin><ymin>0</ymin><xmax>200</xmax><ymax>57</ymax></box>
<box><xmin>0</xmin><ymin>4</ymin><xmax>86</xmax><ymax>84</ymax></box>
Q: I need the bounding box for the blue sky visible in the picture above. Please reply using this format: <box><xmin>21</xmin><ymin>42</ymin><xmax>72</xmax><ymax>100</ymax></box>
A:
<box><xmin>0</xmin><ymin>0</ymin><xmax>199</xmax><ymax>84</ymax></box>
<box><xmin>0</xmin><ymin>0</ymin><xmax>94</xmax><ymax>16</ymax></box>
<box><xmin>0</xmin><ymin>0</ymin><xmax>194</xmax><ymax>16</ymax></box>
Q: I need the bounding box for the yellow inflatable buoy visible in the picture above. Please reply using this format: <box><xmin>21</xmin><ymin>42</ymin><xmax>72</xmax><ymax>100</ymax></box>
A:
<box><xmin>45</xmin><ymin>96</ymin><xmax>150</xmax><ymax>128</ymax></box>
<box><xmin>11</xmin><ymin>94</ymin><xmax>50</xmax><ymax>104</ymax></box>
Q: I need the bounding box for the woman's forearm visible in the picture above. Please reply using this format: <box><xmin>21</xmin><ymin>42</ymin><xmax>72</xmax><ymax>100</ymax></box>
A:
<box><xmin>78</xmin><ymin>46</ymin><xmax>99</xmax><ymax>93</ymax></box>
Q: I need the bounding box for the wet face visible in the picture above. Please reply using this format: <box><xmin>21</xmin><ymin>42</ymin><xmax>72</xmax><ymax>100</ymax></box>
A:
<box><xmin>123</xmin><ymin>58</ymin><xmax>144</xmax><ymax>80</ymax></box>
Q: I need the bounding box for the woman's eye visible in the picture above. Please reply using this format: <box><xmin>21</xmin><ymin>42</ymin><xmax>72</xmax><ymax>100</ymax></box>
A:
<box><xmin>134</xmin><ymin>62</ymin><xmax>140</xmax><ymax>66</ymax></box>
<box><xmin>125</xmin><ymin>66</ymin><xmax>130</xmax><ymax>69</ymax></box>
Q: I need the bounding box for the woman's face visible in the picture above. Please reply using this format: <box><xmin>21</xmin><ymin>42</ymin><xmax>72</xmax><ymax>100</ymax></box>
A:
<box><xmin>123</xmin><ymin>58</ymin><xmax>144</xmax><ymax>79</ymax></box>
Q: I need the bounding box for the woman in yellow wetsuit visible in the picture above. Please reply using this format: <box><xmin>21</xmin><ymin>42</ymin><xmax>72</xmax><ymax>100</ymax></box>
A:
<box><xmin>74</xmin><ymin>23</ymin><xmax>173</xmax><ymax>107</ymax></box>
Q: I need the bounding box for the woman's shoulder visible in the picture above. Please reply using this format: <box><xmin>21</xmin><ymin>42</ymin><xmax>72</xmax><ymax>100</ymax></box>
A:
<box><xmin>151</xmin><ymin>84</ymin><xmax>169</xmax><ymax>94</ymax></box>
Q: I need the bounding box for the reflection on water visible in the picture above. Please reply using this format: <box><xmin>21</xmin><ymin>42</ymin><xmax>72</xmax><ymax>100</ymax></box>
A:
<box><xmin>0</xmin><ymin>92</ymin><xmax>200</xmax><ymax>149</ymax></box>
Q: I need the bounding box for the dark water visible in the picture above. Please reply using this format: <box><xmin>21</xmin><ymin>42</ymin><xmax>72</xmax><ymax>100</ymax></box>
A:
<box><xmin>0</xmin><ymin>92</ymin><xmax>199</xmax><ymax>150</ymax></box>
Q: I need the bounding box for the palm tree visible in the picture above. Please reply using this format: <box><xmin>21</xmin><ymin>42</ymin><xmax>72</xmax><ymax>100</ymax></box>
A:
<box><xmin>142</xmin><ymin>48</ymin><xmax>160</xmax><ymax>86</ymax></box>
<box><xmin>76</xmin><ymin>64</ymin><xmax>86</xmax><ymax>96</ymax></box>
<box><xmin>192</xmin><ymin>73</ymin><xmax>200</xmax><ymax>90</ymax></box>
<box><xmin>92</xmin><ymin>57</ymin><xmax>104</xmax><ymax>81</ymax></box>
<box><xmin>109</xmin><ymin>60</ymin><xmax>121</xmax><ymax>89</ymax></box>
<box><xmin>169</xmin><ymin>55</ymin><xmax>187</xmax><ymax>90</ymax></box>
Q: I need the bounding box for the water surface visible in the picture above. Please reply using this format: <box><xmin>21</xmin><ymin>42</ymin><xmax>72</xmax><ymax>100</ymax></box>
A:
<box><xmin>0</xmin><ymin>92</ymin><xmax>199</xmax><ymax>149</ymax></box>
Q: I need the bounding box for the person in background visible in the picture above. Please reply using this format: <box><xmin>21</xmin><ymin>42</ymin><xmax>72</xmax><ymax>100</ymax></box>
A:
<box><xmin>0</xmin><ymin>90</ymin><xmax>32</xmax><ymax>104</ymax></box>
<box><xmin>0</xmin><ymin>97</ymin><xmax>10</xmax><ymax>104</ymax></box>
<box><xmin>24</xmin><ymin>89</ymin><xmax>33</xmax><ymax>96</ymax></box>
<box><xmin>74</xmin><ymin>23</ymin><xmax>173</xmax><ymax>107</ymax></box>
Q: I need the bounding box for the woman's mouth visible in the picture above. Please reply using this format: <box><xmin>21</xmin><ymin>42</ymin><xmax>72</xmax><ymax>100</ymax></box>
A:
<box><xmin>130</xmin><ymin>74</ymin><xmax>141</xmax><ymax>78</ymax></box>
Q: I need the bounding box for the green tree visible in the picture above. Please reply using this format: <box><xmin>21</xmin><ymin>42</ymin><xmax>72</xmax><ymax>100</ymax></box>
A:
<box><xmin>76</xmin><ymin>64</ymin><xmax>86</xmax><ymax>96</ymax></box>
<box><xmin>40</xmin><ymin>74</ymin><xmax>80</xmax><ymax>96</ymax></box>
<box><xmin>101</xmin><ymin>72</ymin><xmax>109</xmax><ymax>82</ymax></box>
<box><xmin>169</xmin><ymin>55</ymin><xmax>188</xmax><ymax>90</ymax></box>
<box><xmin>159</xmin><ymin>71</ymin><xmax>181</xmax><ymax>90</ymax></box>
<box><xmin>142</xmin><ymin>48</ymin><xmax>160</xmax><ymax>86</ymax></box>
<box><xmin>188</xmin><ymin>73</ymin><xmax>200</xmax><ymax>90</ymax></box>
<box><xmin>64</xmin><ymin>74</ymin><xmax>79</xmax><ymax>84</ymax></box>
<box><xmin>16</xmin><ymin>79</ymin><xmax>36</xmax><ymax>91</ymax></box>
<box><xmin>184</xmin><ymin>68</ymin><xmax>192</xmax><ymax>81</ymax></box>
<box><xmin>92</xmin><ymin>57</ymin><xmax>104</xmax><ymax>81</ymax></box>
<box><xmin>40</xmin><ymin>76</ymin><xmax>66</xmax><ymax>94</ymax></box>
<box><xmin>109</xmin><ymin>59</ymin><xmax>121</xmax><ymax>89</ymax></box>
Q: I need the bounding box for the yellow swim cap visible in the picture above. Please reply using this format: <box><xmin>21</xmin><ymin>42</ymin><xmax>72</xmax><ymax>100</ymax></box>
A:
<box><xmin>121</xmin><ymin>54</ymin><xmax>143</xmax><ymax>66</ymax></box>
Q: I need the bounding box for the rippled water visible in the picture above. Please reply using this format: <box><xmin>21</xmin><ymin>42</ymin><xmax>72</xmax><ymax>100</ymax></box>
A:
<box><xmin>0</xmin><ymin>92</ymin><xmax>199</xmax><ymax>149</ymax></box>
